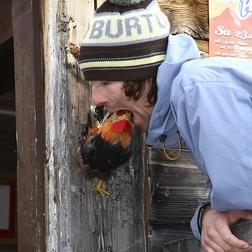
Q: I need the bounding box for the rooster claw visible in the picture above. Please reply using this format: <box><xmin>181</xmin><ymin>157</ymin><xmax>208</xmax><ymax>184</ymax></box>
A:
<box><xmin>93</xmin><ymin>179</ymin><xmax>111</xmax><ymax>197</ymax></box>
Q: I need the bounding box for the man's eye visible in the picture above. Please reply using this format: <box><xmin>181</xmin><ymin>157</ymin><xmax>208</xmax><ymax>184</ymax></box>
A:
<box><xmin>101</xmin><ymin>81</ymin><xmax>112</xmax><ymax>86</ymax></box>
<box><xmin>101</xmin><ymin>81</ymin><xmax>109</xmax><ymax>86</ymax></box>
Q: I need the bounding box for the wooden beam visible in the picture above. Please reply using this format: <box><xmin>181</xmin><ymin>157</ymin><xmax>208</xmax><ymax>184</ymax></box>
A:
<box><xmin>0</xmin><ymin>1</ymin><xmax>12</xmax><ymax>44</ymax></box>
<box><xmin>12</xmin><ymin>0</ymin><xmax>45</xmax><ymax>251</ymax></box>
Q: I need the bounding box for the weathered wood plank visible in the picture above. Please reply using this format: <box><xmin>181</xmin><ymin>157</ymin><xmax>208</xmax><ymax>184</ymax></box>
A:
<box><xmin>163</xmin><ymin>221</ymin><xmax>252</xmax><ymax>252</ymax></box>
<box><xmin>75</xmin><ymin>129</ymin><xmax>147</xmax><ymax>251</ymax></box>
<box><xmin>149</xmin><ymin>148</ymin><xmax>252</xmax><ymax>252</ymax></box>
<box><xmin>96</xmin><ymin>0</ymin><xmax>106</xmax><ymax>8</ymax></box>
<box><xmin>149</xmin><ymin>227</ymin><xmax>193</xmax><ymax>252</ymax></box>
<box><xmin>159</xmin><ymin>0</ymin><xmax>209</xmax><ymax>55</ymax></box>
<box><xmin>147</xmin><ymin>148</ymin><xmax>209</xmax><ymax>252</ymax></box>
<box><xmin>45</xmin><ymin>0</ymin><xmax>147</xmax><ymax>251</ymax></box>
<box><xmin>195</xmin><ymin>40</ymin><xmax>209</xmax><ymax>55</ymax></box>
<box><xmin>148</xmin><ymin>148</ymin><xmax>209</xmax><ymax>226</ymax></box>
<box><xmin>12</xmin><ymin>0</ymin><xmax>45</xmax><ymax>251</ymax></box>
<box><xmin>44</xmin><ymin>0</ymin><xmax>92</xmax><ymax>251</ymax></box>
<box><xmin>159</xmin><ymin>0</ymin><xmax>209</xmax><ymax>39</ymax></box>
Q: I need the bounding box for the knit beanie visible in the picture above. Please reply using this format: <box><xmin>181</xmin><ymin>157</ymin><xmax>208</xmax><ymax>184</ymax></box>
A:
<box><xmin>79</xmin><ymin>0</ymin><xmax>170</xmax><ymax>81</ymax></box>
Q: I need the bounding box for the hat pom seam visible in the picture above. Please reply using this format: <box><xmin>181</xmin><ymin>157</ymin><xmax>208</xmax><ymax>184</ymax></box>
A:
<box><xmin>109</xmin><ymin>0</ymin><xmax>145</xmax><ymax>6</ymax></box>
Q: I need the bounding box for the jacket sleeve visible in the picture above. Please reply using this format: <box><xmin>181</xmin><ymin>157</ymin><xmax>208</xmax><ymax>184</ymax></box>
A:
<box><xmin>190</xmin><ymin>180</ymin><xmax>212</xmax><ymax>240</ymax></box>
<box><xmin>190</xmin><ymin>200</ymin><xmax>211</xmax><ymax>240</ymax></box>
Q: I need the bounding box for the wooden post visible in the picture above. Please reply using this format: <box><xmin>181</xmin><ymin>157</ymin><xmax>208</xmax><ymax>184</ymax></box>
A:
<box><xmin>44</xmin><ymin>0</ymin><xmax>147</xmax><ymax>251</ymax></box>
<box><xmin>12</xmin><ymin>0</ymin><xmax>45</xmax><ymax>251</ymax></box>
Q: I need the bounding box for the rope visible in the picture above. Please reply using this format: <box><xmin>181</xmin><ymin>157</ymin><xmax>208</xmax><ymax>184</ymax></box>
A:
<box><xmin>160</xmin><ymin>132</ymin><xmax>182</xmax><ymax>161</ymax></box>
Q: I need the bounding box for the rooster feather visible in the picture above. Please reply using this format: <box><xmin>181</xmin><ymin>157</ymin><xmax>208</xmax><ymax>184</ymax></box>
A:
<box><xmin>81</xmin><ymin>110</ymin><xmax>133</xmax><ymax>179</ymax></box>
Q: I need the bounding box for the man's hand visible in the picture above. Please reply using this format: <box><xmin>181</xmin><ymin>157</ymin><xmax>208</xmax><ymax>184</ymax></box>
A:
<box><xmin>201</xmin><ymin>207</ymin><xmax>252</xmax><ymax>252</ymax></box>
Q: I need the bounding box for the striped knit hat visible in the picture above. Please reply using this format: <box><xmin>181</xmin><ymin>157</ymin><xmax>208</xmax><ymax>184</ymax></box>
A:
<box><xmin>79</xmin><ymin>0</ymin><xmax>170</xmax><ymax>81</ymax></box>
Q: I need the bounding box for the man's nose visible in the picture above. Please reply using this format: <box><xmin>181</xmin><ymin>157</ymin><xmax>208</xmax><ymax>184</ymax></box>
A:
<box><xmin>92</xmin><ymin>85</ymin><xmax>107</xmax><ymax>106</ymax></box>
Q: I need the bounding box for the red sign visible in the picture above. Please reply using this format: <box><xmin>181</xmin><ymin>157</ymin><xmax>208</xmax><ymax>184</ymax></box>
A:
<box><xmin>209</xmin><ymin>0</ymin><xmax>252</xmax><ymax>59</ymax></box>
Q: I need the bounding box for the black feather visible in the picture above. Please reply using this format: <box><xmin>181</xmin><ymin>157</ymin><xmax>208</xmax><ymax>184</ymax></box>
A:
<box><xmin>81</xmin><ymin>134</ymin><xmax>130</xmax><ymax>177</ymax></box>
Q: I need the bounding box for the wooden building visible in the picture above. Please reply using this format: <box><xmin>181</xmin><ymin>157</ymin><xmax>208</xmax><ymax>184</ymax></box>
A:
<box><xmin>0</xmin><ymin>0</ymin><xmax>251</xmax><ymax>252</ymax></box>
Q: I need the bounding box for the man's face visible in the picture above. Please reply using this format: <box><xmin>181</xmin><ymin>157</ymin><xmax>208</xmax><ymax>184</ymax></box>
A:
<box><xmin>91</xmin><ymin>80</ymin><xmax>153</xmax><ymax>132</ymax></box>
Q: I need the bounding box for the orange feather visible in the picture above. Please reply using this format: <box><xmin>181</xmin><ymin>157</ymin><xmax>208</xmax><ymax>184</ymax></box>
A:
<box><xmin>96</xmin><ymin>111</ymin><xmax>132</xmax><ymax>148</ymax></box>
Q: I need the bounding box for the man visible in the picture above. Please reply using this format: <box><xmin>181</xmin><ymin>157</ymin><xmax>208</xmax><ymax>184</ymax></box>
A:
<box><xmin>79</xmin><ymin>0</ymin><xmax>252</xmax><ymax>251</ymax></box>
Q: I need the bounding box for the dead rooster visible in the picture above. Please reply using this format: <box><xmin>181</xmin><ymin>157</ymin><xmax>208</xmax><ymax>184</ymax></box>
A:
<box><xmin>80</xmin><ymin>108</ymin><xmax>133</xmax><ymax>196</ymax></box>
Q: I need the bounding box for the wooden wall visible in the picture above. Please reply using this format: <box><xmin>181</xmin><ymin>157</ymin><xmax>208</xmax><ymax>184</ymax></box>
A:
<box><xmin>147</xmin><ymin>148</ymin><xmax>210</xmax><ymax>252</ymax></box>
<box><xmin>44</xmin><ymin>0</ymin><xmax>147</xmax><ymax>251</ymax></box>
<box><xmin>159</xmin><ymin>0</ymin><xmax>209</xmax><ymax>54</ymax></box>
<box><xmin>43</xmin><ymin>0</ymin><xmax>211</xmax><ymax>251</ymax></box>
<box><xmin>11</xmin><ymin>0</ymin><xmax>211</xmax><ymax>251</ymax></box>
<box><xmin>11</xmin><ymin>0</ymin><xmax>252</xmax><ymax>251</ymax></box>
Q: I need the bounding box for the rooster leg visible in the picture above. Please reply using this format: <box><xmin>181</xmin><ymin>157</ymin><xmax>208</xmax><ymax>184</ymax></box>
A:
<box><xmin>93</xmin><ymin>179</ymin><xmax>111</xmax><ymax>197</ymax></box>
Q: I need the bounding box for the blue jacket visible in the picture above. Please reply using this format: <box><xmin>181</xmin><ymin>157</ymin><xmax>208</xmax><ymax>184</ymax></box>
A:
<box><xmin>146</xmin><ymin>34</ymin><xmax>252</xmax><ymax>239</ymax></box>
